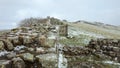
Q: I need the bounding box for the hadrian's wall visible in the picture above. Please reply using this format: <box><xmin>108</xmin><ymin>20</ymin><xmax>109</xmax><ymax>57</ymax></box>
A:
<box><xmin>0</xmin><ymin>26</ymin><xmax>120</xmax><ymax>68</ymax></box>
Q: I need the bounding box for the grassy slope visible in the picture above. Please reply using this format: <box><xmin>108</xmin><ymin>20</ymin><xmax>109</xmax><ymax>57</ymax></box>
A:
<box><xmin>69</xmin><ymin>23</ymin><xmax>120</xmax><ymax>39</ymax></box>
<box><xmin>60</xmin><ymin>22</ymin><xmax>120</xmax><ymax>46</ymax></box>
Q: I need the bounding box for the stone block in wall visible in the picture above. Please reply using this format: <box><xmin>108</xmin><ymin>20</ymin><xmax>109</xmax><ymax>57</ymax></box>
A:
<box><xmin>0</xmin><ymin>60</ymin><xmax>12</xmax><ymax>68</ymax></box>
<box><xmin>36</xmin><ymin>53</ymin><xmax>57</xmax><ymax>68</ymax></box>
<box><xmin>38</xmin><ymin>35</ymin><xmax>47</xmax><ymax>47</ymax></box>
<box><xmin>112</xmin><ymin>47</ymin><xmax>120</xmax><ymax>52</ymax></box>
<box><xmin>3</xmin><ymin>40</ymin><xmax>14</xmax><ymax>51</ymax></box>
<box><xmin>7</xmin><ymin>36</ymin><xmax>20</xmax><ymax>46</ymax></box>
<box><xmin>21</xmin><ymin>53</ymin><xmax>34</xmax><ymax>63</ymax></box>
<box><xmin>0</xmin><ymin>41</ymin><xmax>5</xmax><ymax>50</ymax></box>
<box><xmin>23</xmin><ymin>36</ymin><xmax>33</xmax><ymax>45</ymax></box>
<box><xmin>12</xmin><ymin>57</ymin><xmax>25</xmax><ymax>68</ymax></box>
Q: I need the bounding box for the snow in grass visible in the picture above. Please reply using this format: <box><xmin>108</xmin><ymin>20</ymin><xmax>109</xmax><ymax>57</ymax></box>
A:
<box><xmin>103</xmin><ymin>61</ymin><xmax>120</xmax><ymax>66</ymax></box>
<box><xmin>68</xmin><ymin>27</ymin><xmax>105</xmax><ymax>38</ymax></box>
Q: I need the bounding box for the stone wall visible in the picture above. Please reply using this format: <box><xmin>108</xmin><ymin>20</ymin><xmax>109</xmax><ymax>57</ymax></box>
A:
<box><xmin>63</xmin><ymin>39</ymin><xmax>120</xmax><ymax>68</ymax></box>
<box><xmin>59</xmin><ymin>24</ymin><xmax>68</xmax><ymax>36</ymax></box>
<box><xmin>0</xmin><ymin>23</ymin><xmax>119</xmax><ymax>68</ymax></box>
<box><xmin>0</xmin><ymin>27</ymin><xmax>57</xmax><ymax>68</ymax></box>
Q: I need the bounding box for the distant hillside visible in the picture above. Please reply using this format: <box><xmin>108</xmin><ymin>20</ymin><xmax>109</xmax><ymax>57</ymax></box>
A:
<box><xmin>68</xmin><ymin>20</ymin><xmax>120</xmax><ymax>39</ymax></box>
<box><xmin>75</xmin><ymin>20</ymin><xmax>120</xmax><ymax>31</ymax></box>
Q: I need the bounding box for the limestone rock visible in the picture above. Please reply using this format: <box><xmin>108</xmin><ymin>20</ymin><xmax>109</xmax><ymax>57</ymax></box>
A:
<box><xmin>36</xmin><ymin>47</ymin><xmax>45</xmax><ymax>54</ymax></box>
<box><xmin>12</xmin><ymin>57</ymin><xmax>25</xmax><ymax>68</ymax></box>
<box><xmin>112</xmin><ymin>47</ymin><xmax>120</xmax><ymax>52</ymax></box>
<box><xmin>21</xmin><ymin>53</ymin><xmax>34</xmax><ymax>62</ymax></box>
<box><xmin>6</xmin><ymin>52</ymin><xmax>16</xmax><ymax>59</ymax></box>
<box><xmin>23</xmin><ymin>36</ymin><xmax>33</xmax><ymax>45</ymax></box>
<box><xmin>0</xmin><ymin>41</ymin><xmax>4</xmax><ymax>50</ymax></box>
<box><xmin>7</xmin><ymin>36</ymin><xmax>20</xmax><ymax>46</ymax></box>
<box><xmin>3</xmin><ymin>40</ymin><xmax>14</xmax><ymax>51</ymax></box>
<box><xmin>38</xmin><ymin>35</ymin><xmax>47</xmax><ymax>47</ymax></box>
<box><xmin>36</xmin><ymin>53</ymin><xmax>57</xmax><ymax>68</ymax></box>
<box><xmin>0</xmin><ymin>60</ymin><xmax>12</xmax><ymax>68</ymax></box>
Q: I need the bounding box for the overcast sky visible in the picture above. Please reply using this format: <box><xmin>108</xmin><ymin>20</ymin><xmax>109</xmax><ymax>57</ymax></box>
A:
<box><xmin>0</xmin><ymin>0</ymin><xmax>120</xmax><ymax>30</ymax></box>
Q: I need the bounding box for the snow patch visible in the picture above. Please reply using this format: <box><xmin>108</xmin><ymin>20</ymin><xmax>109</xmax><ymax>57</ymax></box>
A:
<box><xmin>68</xmin><ymin>27</ymin><xmax>105</xmax><ymax>38</ymax></box>
<box><xmin>103</xmin><ymin>61</ymin><xmax>120</xmax><ymax>66</ymax></box>
<box><xmin>0</xmin><ymin>50</ymin><xmax>10</xmax><ymax>56</ymax></box>
<box><xmin>14</xmin><ymin>45</ymin><xmax>26</xmax><ymax>51</ymax></box>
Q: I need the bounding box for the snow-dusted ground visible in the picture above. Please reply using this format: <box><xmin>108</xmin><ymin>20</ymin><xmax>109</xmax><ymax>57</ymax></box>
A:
<box><xmin>58</xmin><ymin>44</ymin><xmax>67</xmax><ymax>68</ymax></box>
<box><xmin>14</xmin><ymin>45</ymin><xmax>26</xmax><ymax>51</ymax></box>
<box><xmin>103</xmin><ymin>61</ymin><xmax>120</xmax><ymax>66</ymax></box>
<box><xmin>68</xmin><ymin>26</ymin><xmax>105</xmax><ymax>38</ymax></box>
<box><xmin>48</xmin><ymin>35</ymin><xmax>56</xmax><ymax>39</ymax></box>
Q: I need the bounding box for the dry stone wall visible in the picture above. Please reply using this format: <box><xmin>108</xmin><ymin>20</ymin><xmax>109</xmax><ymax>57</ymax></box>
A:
<box><xmin>0</xmin><ymin>27</ymin><xmax>57</xmax><ymax>68</ymax></box>
<box><xmin>63</xmin><ymin>39</ymin><xmax>120</xmax><ymax>68</ymax></box>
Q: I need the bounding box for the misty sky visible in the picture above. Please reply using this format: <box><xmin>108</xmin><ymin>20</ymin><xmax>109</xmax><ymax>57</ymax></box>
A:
<box><xmin>0</xmin><ymin>0</ymin><xmax>120</xmax><ymax>30</ymax></box>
